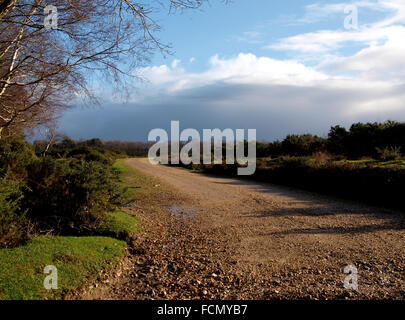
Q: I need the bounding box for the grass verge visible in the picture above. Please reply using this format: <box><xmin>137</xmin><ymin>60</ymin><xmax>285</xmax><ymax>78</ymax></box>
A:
<box><xmin>0</xmin><ymin>159</ymin><xmax>144</xmax><ymax>300</ymax></box>
<box><xmin>112</xmin><ymin>159</ymin><xmax>162</xmax><ymax>202</ymax></box>
<box><xmin>99</xmin><ymin>211</ymin><xmax>141</xmax><ymax>240</ymax></box>
<box><xmin>0</xmin><ymin>236</ymin><xmax>126</xmax><ymax>300</ymax></box>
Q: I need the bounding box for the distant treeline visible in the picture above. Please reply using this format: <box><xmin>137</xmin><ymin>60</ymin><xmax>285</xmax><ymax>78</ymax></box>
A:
<box><xmin>34</xmin><ymin>137</ymin><xmax>153</xmax><ymax>157</ymax></box>
<box><xmin>33</xmin><ymin>120</ymin><xmax>405</xmax><ymax>161</ymax></box>
<box><xmin>258</xmin><ymin>120</ymin><xmax>405</xmax><ymax>160</ymax></box>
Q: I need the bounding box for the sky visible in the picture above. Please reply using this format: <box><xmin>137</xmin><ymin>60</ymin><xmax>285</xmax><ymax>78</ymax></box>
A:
<box><xmin>56</xmin><ymin>0</ymin><xmax>405</xmax><ymax>142</ymax></box>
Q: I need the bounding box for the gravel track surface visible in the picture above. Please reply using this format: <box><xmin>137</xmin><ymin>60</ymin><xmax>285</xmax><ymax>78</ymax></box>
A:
<box><xmin>79</xmin><ymin>158</ymin><xmax>405</xmax><ymax>300</ymax></box>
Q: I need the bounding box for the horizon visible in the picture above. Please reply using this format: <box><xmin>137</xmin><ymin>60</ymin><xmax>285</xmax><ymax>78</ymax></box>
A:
<box><xmin>32</xmin><ymin>118</ymin><xmax>402</xmax><ymax>144</ymax></box>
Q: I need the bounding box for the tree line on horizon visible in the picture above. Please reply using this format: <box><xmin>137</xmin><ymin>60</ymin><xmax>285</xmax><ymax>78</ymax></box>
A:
<box><xmin>257</xmin><ymin>120</ymin><xmax>405</xmax><ymax>161</ymax></box>
<box><xmin>33</xmin><ymin>136</ymin><xmax>154</xmax><ymax>157</ymax></box>
<box><xmin>31</xmin><ymin>120</ymin><xmax>405</xmax><ymax>161</ymax></box>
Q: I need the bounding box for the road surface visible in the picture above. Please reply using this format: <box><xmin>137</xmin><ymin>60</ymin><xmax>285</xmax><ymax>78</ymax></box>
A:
<box><xmin>80</xmin><ymin>158</ymin><xmax>405</xmax><ymax>299</ymax></box>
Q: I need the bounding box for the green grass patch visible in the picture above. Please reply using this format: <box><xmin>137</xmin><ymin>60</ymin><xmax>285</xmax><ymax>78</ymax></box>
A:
<box><xmin>0</xmin><ymin>236</ymin><xmax>126</xmax><ymax>300</ymax></box>
<box><xmin>335</xmin><ymin>159</ymin><xmax>405</xmax><ymax>168</ymax></box>
<box><xmin>112</xmin><ymin>159</ymin><xmax>162</xmax><ymax>202</ymax></box>
<box><xmin>99</xmin><ymin>211</ymin><xmax>141</xmax><ymax>240</ymax></box>
<box><xmin>0</xmin><ymin>159</ymin><xmax>146</xmax><ymax>300</ymax></box>
<box><xmin>112</xmin><ymin>159</ymin><xmax>131</xmax><ymax>174</ymax></box>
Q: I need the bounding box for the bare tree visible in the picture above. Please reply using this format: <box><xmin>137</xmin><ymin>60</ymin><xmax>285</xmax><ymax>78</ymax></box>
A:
<box><xmin>0</xmin><ymin>0</ymin><xmax>225</xmax><ymax>138</ymax></box>
<box><xmin>0</xmin><ymin>0</ymin><xmax>18</xmax><ymax>20</ymax></box>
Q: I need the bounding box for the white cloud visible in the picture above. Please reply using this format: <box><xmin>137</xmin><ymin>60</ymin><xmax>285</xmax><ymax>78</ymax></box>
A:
<box><xmin>137</xmin><ymin>0</ymin><xmax>405</xmax><ymax>92</ymax></box>
<box><xmin>171</xmin><ymin>59</ymin><xmax>181</xmax><ymax>69</ymax></box>
<box><xmin>318</xmin><ymin>25</ymin><xmax>405</xmax><ymax>82</ymax></box>
<box><xmin>268</xmin><ymin>26</ymin><xmax>391</xmax><ymax>53</ymax></box>
<box><xmin>268</xmin><ymin>0</ymin><xmax>405</xmax><ymax>53</ymax></box>
<box><xmin>130</xmin><ymin>51</ymin><xmax>405</xmax><ymax>119</ymax></box>
<box><xmin>137</xmin><ymin>53</ymin><xmax>328</xmax><ymax>93</ymax></box>
<box><xmin>126</xmin><ymin>0</ymin><xmax>405</xmax><ymax>127</ymax></box>
<box><xmin>269</xmin><ymin>0</ymin><xmax>385</xmax><ymax>27</ymax></box>
<box><xmin>299</xmin><ymin>1</ymin><xmax>387</xmax><ymax>24</ymax></box>
<box><xmin>373</xmin><ymin>0</ymin><xmax>405</xmax><ymax>27</ymax></box>
<box><xmin>263</xmin><ymin>0</ymin><xmax>405</xmax><ymax>86</ymax></box>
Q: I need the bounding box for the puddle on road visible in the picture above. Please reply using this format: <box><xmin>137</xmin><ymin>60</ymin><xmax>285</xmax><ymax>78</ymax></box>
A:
<box><xmin>124</xmin><ymin>201</ymin><xmax>139</xmax><ymax>210</ymax></box>
<box><xmin>168</xmin><ymin>205</ymin><xmax>196</xmax><ymax>220</ymax></box>
<box><xmin>160</xmin><ymin>205</ymin><xmax>196</xmax><ymax>249</ymax></box>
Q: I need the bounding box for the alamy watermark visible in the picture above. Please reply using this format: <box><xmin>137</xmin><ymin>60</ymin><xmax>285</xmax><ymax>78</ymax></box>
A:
<box><xmin>43</xmin><ymin>265</ymin><xmax>58</xmax><ymax>290</ymax></box>
<box><xmin>148</xmin><ymin>121</ymin><xmax>257</xmax><ymax>176</ymax></box>
<box><xmin>343</xmin><ymin>265</ymin><xmax>359</xmax><ymax>291</ymax></box>
<box><xmin>344</xmin><ymin>5</ymin><xmax>359</xmax><ymax>30</ymax></box>
<box><xmin>44</xmin><ymin>5</ymin><xmax>58</xmax><ymax>30</ymax></box>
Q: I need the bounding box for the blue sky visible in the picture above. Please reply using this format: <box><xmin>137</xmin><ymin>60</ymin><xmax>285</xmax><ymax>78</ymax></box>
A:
<box><xmin>56</xmin><ymin>0</ymin><xmax>405</xmax><ymax>141</ymax></box>
<box><xmin>150</xmin><ymin>0</ymin><xmax>388</xmax><ymax>69</ymax></box>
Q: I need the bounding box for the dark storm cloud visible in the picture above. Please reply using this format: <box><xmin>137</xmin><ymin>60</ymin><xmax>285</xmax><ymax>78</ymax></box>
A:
<box><xmin>57</xmin><ymin>81</ymin><xmax>405</xmax><ymax>141</ymax></box>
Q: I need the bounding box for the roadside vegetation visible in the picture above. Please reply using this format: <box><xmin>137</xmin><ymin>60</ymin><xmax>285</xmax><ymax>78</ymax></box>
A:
<box><xmin>113</xmin><ymin>159</ymin><xmax>162</xmax><ymax>200</ymax></box>
<box><xmin>174</xmin><ymin>121</ymin><xmax>405</xmax><ymax>211</ymax></box>
<box><xmin>0</xmin><ymin>236</ymin><xmax>125</xmax><ymax>300</ymax></box>
<box><xmin>0</xmin><ymin>137</ymin><xmax>141</xmax><ymax>299</ymax></box>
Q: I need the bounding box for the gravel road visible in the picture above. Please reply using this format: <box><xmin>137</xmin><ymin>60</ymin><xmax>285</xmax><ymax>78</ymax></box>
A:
<box><xmin>80</xmin><ymin>158</ymin><xmax>405</xmax><ymax>300</ymax></box>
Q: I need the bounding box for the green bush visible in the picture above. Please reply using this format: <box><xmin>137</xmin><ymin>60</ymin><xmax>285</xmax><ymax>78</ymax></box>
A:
<box><xmin>0</xmin><ymin>136</ymin><xmax>37</xmax><ymax>179</ymax></box>
<box><xmin>65</xmin><ymin>147</ymin><xmax>114</xmax><ymax>165</ymax></box>
<box><xmin>281</xmin><ymin>134</ymin><xmax>326</xmax><ymax>156</ymax></box>
<box><xmin>0</xmin><ymin>137</ymin><xmax>35</xmax><ymax>247</ymax></box>
<box><xmin>0</xmin><ymin>172</ymin><xmax>28</xmax><ymax>248</ymax></box>
<box><xmin>22</xmin><ymin>157</ymin><xmax>124</xmax><ymax>234</ymax></box>
<box><xmin>0</xmin><ymin>137</ymin><xmax>131</xmax><ymax>247</ymax></box>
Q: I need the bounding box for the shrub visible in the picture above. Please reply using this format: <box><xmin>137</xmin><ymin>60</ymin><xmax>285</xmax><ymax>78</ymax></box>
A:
<box><xmin>281</xmin><ymin>134</ymin><xmax>326</xmax><ymax>156</ymax></box>
<box><xmin>65</xmin><ymin>147</ymin><xmax>113</xmax><ymax>165</ymax></box>
<box><xmin>0</xmin><ymin>137</ymin><xmax>128</xmax><ymax>246</ymax></box>
<box><xmin>0</xmin><ymin>172</ymin><xmax>29</xmax><ymax>247</ymax></box>
<box><xmin>312</xmin><ymin>151</ymin><xmax>333</xmax><ymax>166</ymax></box>
<box><xmin>278</xmin><ymin>156</ymin><xmax>310</xmax><ymax>167</ymax></box>
<box><xmin>22</xmin><ymin>157</ymin><xmax>124</xmax><ymax>234</ymax></box>
<box><xmin>376</xmin><ymin>146</ymin><xmax>402</xmax><ymax>161</ymax></box>
<box><xmin>0</xmin><ymin>136</ymin><xmax>37</xmax><ymax>178</ymax></box>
